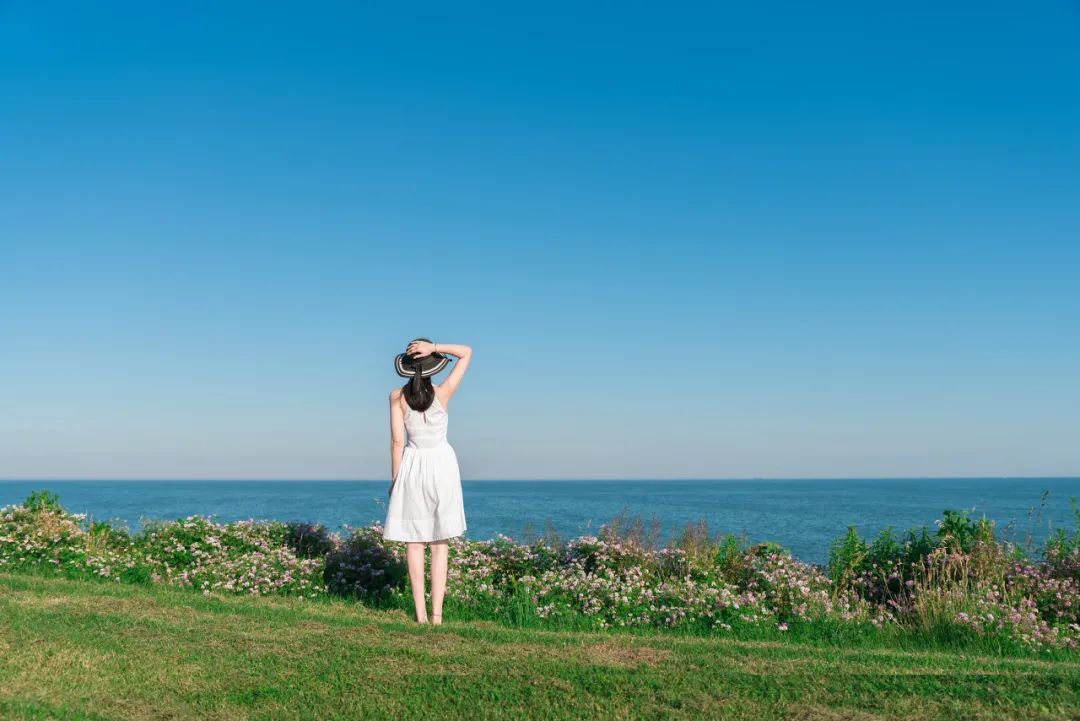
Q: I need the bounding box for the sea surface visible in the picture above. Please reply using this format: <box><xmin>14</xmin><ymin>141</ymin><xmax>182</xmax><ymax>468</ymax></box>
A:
<box><xmin>3</xmin><ymin>478</ymin><xmax>1078</xmax><ymax>565</ymax></box>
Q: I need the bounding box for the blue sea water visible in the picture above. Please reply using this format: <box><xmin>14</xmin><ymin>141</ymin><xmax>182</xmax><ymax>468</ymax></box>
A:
<box><xmin>2</xmin><ymin>478</ymin><xmax>1078</xmax><ymax>565</ymax></box>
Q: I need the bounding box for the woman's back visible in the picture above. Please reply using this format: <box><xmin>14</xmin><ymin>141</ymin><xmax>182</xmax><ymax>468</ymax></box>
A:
<box><xmin>404</xmin><ymin>393</ymin><xmax>449</xmax><ymax>449</ymax></box>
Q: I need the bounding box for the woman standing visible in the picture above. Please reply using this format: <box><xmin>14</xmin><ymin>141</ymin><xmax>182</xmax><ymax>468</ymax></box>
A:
<box><xmin>383</xmin><ymin>338</ymin><xmax>472</xmax><ymax>624</ymax></box>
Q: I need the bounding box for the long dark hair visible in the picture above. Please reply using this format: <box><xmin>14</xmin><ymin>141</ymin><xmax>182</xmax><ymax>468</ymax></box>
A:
<box><xmin>402</xmin><ymin>373</ymin><xmax>435</xmax><ymax>413</ymax></box>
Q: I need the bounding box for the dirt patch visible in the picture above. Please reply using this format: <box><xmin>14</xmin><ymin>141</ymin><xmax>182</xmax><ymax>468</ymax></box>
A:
<box><xmin>783</xmin><ymin>706</ymin><xmax>885</xmax><ymax>721</ymax></box>
<box><xmin>5</xmin><ymin>589</ymin><xmax>202</xmax><ymax>623</ymax></box>
<box><xmin>384</xmin><ymin>628</ymin><xmax>470</xmax><ymax>658</ymax></box>
<box><xmin>581</xmin><ymin>640</ymin><xmax>672</xmax><ymax>668</ymax></box>
<box><xmin>336</xmin><ymin>624</ymin><xmax>386</xmax><ymax>642</ymax></box>
<box><xmin>472</xmin><ymin>638</ymin><xmax>671</xmax><ymax>669</ymax></box>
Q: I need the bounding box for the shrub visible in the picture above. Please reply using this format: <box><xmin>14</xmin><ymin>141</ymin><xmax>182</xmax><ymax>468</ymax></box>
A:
<box><xmin>22</xmin><ymin>490</ymin><xmax>64</xmax><ymax>513</ymax></box>
<box><xmin>135</xmin><ymin>516</ymin><xmax>322</xmax><ymax>597</ymax></box>
<box><xmin>2</xmin><ymin>494</ymin><xmax>1077</xmax><ymax>651</ymax></box>
<box><xmin>828</xmin><ymin>526</ymin><xmax>868</xmax><ymax>587</ymax></box>
<box><xmin>1044</xmin><ymin>498</ymin><xmax>1080</xmax><ymax>567</ymax></box>
<box><xmin>324</xmin><ymin>524</ymin><xmax>407</xmax><ymax>599</ymax></box>
<box><xmin>285</xmin><ymin>521</ymin><xmax>335</xmax><ymax>559</ymax></box>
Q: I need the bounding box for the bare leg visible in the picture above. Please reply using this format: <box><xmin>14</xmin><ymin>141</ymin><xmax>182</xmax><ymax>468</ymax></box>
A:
<box><xmin>429</xmin><ymin>539</ymin><xmax>449</xmax><ymax>625</ymax></box>
<box><xmin>405</xmin><ymin>542</ymin><xmax>428</xmax><ymax>623</ymax></box>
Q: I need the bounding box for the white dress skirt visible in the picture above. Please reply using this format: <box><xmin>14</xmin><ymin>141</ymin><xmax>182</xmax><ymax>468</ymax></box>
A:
<box><xmin>383</xmin><ymin>394</ymin><xmax>467</xmax><ymax>542</ymax></box>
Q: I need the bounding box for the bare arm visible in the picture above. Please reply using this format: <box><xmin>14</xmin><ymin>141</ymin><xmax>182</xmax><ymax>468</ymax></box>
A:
<box><xmin>388</xmin><ymin>391</ymin><xmax>405</xmax><ymax>496</ymax></box>
<box><xmin>406</xmin><ymin>340</ymin><xmax>473</xmax><ymax>402</ymax></box>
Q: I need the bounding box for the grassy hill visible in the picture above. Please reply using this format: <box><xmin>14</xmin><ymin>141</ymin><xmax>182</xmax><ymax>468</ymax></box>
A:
<box><xmin>1</xmin><ymin>571</ymin><xmax>1078</xmax><ymax>721</ymax></box>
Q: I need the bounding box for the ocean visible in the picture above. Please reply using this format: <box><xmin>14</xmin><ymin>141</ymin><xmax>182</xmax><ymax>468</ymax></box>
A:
<box><xmin>2</xmin><ymin>478</ymin><xmax>1078</xmax><ymax>565</ymax></box>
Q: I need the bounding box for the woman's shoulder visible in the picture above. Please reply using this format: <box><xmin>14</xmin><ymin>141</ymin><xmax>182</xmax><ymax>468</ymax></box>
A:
<box><xmin>433</xmin><ymin>383</ymin><xmax>451</xmax><ymax>404</ymax></box>
<box><xmin>389</xmin><ymin>388</ymin><xmax>403</xmax><ymax>401</ymax></box>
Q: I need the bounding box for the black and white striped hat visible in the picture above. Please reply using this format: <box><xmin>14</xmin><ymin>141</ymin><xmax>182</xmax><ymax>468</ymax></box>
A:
<box><xmin>394</xmin><ymin>337</ymin><xmax>450</xmax><ymax>378</ymax></box>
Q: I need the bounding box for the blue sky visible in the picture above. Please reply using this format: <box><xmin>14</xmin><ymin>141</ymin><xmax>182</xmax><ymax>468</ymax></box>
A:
<box><xmin>2</xmin><ymin>1</ymin><xmax>1078</xmax><ymax>480</ymax></box>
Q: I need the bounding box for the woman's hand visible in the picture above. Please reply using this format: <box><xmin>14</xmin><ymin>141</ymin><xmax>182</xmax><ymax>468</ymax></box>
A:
<box><xmin>407</xmin><ymin>340</ymin><xmax>436</xmax><ymax>358</ymax></box>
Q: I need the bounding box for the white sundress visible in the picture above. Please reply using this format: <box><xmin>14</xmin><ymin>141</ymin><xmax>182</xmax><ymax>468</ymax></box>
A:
<box><xmin>383</xmin><ymin>394</ymin><xmax>467</xmax><ymax>542</ymax></box>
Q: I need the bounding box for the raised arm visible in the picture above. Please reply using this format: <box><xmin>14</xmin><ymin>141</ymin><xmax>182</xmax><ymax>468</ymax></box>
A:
<box><xmin>406</xmin><ymin>340</ymin><xmax>473</xmax><ymax>402</ymax></box>
<box><xmin>388</xmin><ymin>390</ymin><xmax>406</xmax><ymax>496</ymax></box>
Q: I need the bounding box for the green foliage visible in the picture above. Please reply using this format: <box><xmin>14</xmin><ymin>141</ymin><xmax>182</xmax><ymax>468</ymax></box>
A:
<box><xmin>936</xmin><ymin>508</ymin><xmax>994</xmax><ymax>552</ymax></box>
<box><xmin>1044</xmin><ymin>497</ymin><xmax>1080</xmax><ymax>560</ymax></box>
<box><xmin>712</xmin><ymin>532</ymin><xmax>753</xmax><ymax>586</ymax></box>
<box><xmin>324</xmin><ymin>525</ymin><xmax>406</xmax><ymax>599</ymax></box>
<box><xmin>285</xmin><ymin>521</ymin><xmax>335</xmax><ymax>559</ymax></box>
<box><xmin>21</xmin><ymin>490</ymin><xmax>62</xmax><ymax>513</ymax></box>
<box><xmin>827</xmin><ymin>526</ymin><xmax>868</xmax><ymax>586</ymax></box>
<box><xmin>898</xmin><ymin>527</ymin><xmax>936</xmax><ymax>565</ymax></box>
<box><xmin>4</xmin><ymin>493</ymin><xmax>1078</xmax><ymax>652</ymax></box>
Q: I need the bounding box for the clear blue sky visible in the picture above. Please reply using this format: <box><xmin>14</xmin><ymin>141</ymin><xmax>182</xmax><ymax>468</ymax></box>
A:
<box><xmin>2</xmin><ymin>1</ymin><xmax>1078</xmax><ymax>480</ymax></box>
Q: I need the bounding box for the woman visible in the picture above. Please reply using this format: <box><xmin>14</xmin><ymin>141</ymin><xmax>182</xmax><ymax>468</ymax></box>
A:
<box><xmin>383</xmin><ymin>337</ymin><xmax>472</xmax><ymax>625</ymax></box>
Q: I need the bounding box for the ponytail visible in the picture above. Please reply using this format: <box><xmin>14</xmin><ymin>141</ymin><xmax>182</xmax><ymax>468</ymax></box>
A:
<box><xmin>402</xmin><ymin>374</ymin><xmax>435</xmax><ymax>413</ymax></box>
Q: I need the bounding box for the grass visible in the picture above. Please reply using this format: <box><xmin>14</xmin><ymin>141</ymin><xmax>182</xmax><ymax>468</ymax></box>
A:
<box><xmin>1</xmin><ymin>571</ymin><xmax>1078</xmax><ymax>720</ymax></box>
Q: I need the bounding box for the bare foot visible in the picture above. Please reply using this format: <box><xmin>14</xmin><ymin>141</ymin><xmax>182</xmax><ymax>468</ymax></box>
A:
<box><xmin>431</xmin><ymin>613</ymin><xmax>442</xmax><ymax>626</ymax></box>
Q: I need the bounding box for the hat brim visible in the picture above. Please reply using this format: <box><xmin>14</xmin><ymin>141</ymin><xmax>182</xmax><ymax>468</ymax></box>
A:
<box><xmin>395</xmin><ymin>353</ymin><xmax>450</xmax><ymax>378</ymax></box>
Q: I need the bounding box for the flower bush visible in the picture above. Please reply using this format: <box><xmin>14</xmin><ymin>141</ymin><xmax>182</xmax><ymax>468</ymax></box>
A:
<box><xmin>324</xmin><ymin>523</ymin><xmax>407</xmax><ymax>599</ymax></box>
<box><xmin>1</xmin><ymin>498</ymin><xmax>323</xmax><ymax>597</ymax></box>
<box><xmin>0</xmin><ymin>492</ymin><xmax>144</xmax><ymax>582</ymax></box>
<box><xmin>136</xmin><ymin>516</ymin><xmax>324</xmax><ymax>597</ymax></box>
<box><xmin>1</xmin><ymin>491</ymin><xmax>1078</xmax><ymax>652</ymax></box>
<box><xmin>826</xmin><ymin>509</ymin><xmax>1080</xmax><ymax>650</ymax></box>
<box><xmin>285</xmin><ymin>521</ymin><xmax>335</xmax><ymax>559</ymax></box>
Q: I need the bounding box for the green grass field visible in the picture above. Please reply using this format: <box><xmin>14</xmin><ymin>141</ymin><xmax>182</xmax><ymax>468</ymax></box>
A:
<box><xmin>1</xmin><ymin>571</ymin><xmax>1078</xmax><ymax>721</ymax></box>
